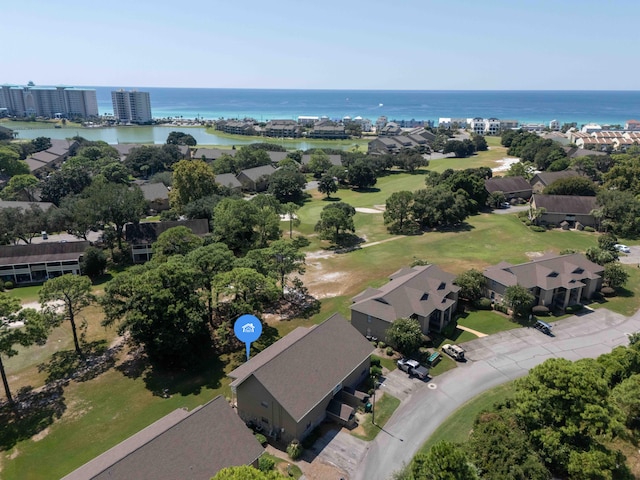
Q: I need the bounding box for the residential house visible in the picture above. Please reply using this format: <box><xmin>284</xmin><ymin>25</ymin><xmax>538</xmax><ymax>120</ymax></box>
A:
<box><xmin>301</xmin><ymin>154</ymin><xmax>342</xmax><ymax>167</ymax></box>
<box><xmin>214</xmin><ymin>173</ymin><xmax>243</xmax><ymax>191</ymax></box>
<box><xmin>379</xmin><ymin>122</ymin><xmax>402</xmax><ymax>136</ymax></box>
<box><xmin>484</xmin><ymin>253</ymin><xmax>603</xmax><ymax>310</ymax></box>
<box><xmin>367</xmin><ymin>135</ymin><xmax>429</xmax><ymax>155</ymax></box>
<box><xmin>530</xmin><ymin>194</ymin><xmax>597</xmax><ymax>228</ymax></box>
<box><xmin>530</xmin><ymin>170</ymin><xmax>583</xmax><ymax>193</ymax></box>
<box><xmin>350</xmin><ymin>264</ymin><xmax>460</xmax><ymax>340</ymax></box>
<box><xmin>308</xmin><ymin>124</ymin><xmax>348</xmax><ymax>139</ymax></box>
<box><xmin>61</xmin><ymin>396</ymin><xmax>263</xmax><ymax>480</ymax></box>
<box><xmin>264</xmin><ymin>120</ymin><xmax>300</xmax><ymax>138</ymax></box>
<box><xmin>0</xmin><ymin>241</ymin><xmax>88</xmax><ymax>285</ymax></box>
<box><xmin>138</xmin><ymin>183</ymin><xmax>170</xmax><ymax>212</ymax></box>
<box><xmin>24</xmin><ymin>138</ymin><xmax>78</xmax><ymax>177</ymax></box>
<box><xmin>228</xmin><ymin>314</ymin><xmax>374</xmax><ymax>444</ymax></box>
<box><xmin>215</xmin><ymin>120</ymin><xmax>256</xmax><ymax>136</ymax></box>
<box><xmin>125</xmin><ymin>219</ymin><xmax>209</xmax><ymax>263</ymax></box>
<box><xmin>549</xmin><ymin>120</ymin><xmax>560</xmax><ymax>131</ymax></box>
<box><xmin>237</xmin><ymin>165</ymin><xmax>277</xmax><ymax>192</ymax></box>
<box><xmin>484</xmin><ymin>176</ymin><xmax>532</xmax><ymax>202</ymax></box>
<box><xmin>193</xmin><ymin>148</ymin><xmax>236</xmax><ymax>162</ymax></box>
<box><xmin>266</xmin><ymin>151</ymin><xmax>289</xmax><ymax>163</ymax></box>
<box><xmin>562</xmin><ymin>146</ymin><xmax>607</xmax><ymax>159</ymax></box>
<box><xmin>625</xmin><ymin>120</ymin><xmax>640</xmax><ymax>131</ymax></box>
<box><xmin>297</xmin><ymin>116</ymin><xmax>319</xmax><ymax>125</ymax></box>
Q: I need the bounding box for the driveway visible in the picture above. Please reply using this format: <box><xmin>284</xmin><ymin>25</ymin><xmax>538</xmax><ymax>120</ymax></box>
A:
<box><xmin>617</xmin><ymin>245</ymin><xmax>640</xmax><ymax>266</ymax></box>
<box><xmin>491</xmin><ymin>204</ymin><xmax>529</xmax><ymax>215</ymax></box>
<box><xmin>354</xmin><ymin>307</ymin><xmax>640</xmax><ymax>480</ymax></box>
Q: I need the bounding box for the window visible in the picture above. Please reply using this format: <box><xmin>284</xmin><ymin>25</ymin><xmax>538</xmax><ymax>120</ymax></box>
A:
<box><xmin>367</xmin><ymin>315</ymin><xmax>372</xmax><ymax>324</ymax></box>
<box><xmin>261</xmin><ymin>401</ymin><xmax>269</xmax><ymax>408</ymax></box>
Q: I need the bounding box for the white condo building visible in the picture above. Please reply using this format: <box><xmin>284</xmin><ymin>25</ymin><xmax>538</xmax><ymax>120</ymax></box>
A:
<box><xmin>0</xmin><ymin>84</ymin><xmax>98</xmax><ymax>118</ymax></box>
<box><xmin>111</xmin><ymin>89</ymin><xmax>152</xmax><ymax>124</ymax></box>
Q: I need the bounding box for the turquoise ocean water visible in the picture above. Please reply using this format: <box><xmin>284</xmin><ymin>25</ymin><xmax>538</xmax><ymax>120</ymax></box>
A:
<box><xmin>91</xmin><ymin>87</ymin><xmax>640</xmax><ymax>126</ymax></box>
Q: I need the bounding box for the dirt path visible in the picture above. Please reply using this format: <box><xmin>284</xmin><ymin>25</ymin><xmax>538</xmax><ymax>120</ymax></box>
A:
<box><xmin>456</xmin><ymin>325</ymin><xmax>487</xmax><ymax>337</ymax></box>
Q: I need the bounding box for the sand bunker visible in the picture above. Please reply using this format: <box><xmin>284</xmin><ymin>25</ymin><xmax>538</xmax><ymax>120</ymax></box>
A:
<box><xmin>355</xmin><ymin>207</ymin><xmax>383</xmax><ymax>214</ymax></box>
<box><xmin>493</xmin><ymin>157</ymin><xmax>520</xmax><ymax>172</ymax></box>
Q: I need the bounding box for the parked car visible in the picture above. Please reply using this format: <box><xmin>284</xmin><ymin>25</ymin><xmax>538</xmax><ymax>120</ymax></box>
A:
<box><xmin>442</xmin><ymin>344</ymin><xmax>465</xmax><ymax>361</ymax></box>
<box><xmin>534</xmin><ymin>320</ymin><xmax>553</xmax><ymax>336</ymax></box>
<box><xmin>397</xmin><ymin>358</ymin><xmax>429</xmax><ymax>380</ymax></box>
<box><xmin>615</xmin><ymin>244</ymin><xmax>631</xmax><ymax>254</ymax></box>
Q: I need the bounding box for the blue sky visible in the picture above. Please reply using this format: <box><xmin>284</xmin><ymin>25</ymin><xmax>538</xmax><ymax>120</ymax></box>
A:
<box><xmin>4</xmin><ymin>0</ymin><xmax>640</xmax><ymax>90</ymax></box>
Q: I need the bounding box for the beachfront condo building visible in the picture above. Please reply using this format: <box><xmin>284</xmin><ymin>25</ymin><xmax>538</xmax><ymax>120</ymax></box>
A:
<box><xmin>0</xmin><ymin>84</ymin><xmax>98</xmax><ymax>119</ymax></box>
<box><xmin>111</xmin><ymin>89</ymin><xmax>152</xmax><ymax>124</ymax></box>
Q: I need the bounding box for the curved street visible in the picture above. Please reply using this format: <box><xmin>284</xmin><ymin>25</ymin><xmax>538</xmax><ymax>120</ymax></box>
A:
<box><xmin>353</xmin><ymin>307</ymin><xmax>637</xmax><ymax>480</ymax></box>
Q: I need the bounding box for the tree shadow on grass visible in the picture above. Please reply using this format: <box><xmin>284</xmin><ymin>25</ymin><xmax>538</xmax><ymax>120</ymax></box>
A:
<box><xmin>321</xmin><ymin>196</ymin><xmax>342</xmax><ymax>202</ymax></box>
<box><xmin>0</xmin><ymin>385</ymin><xmax>66</xmax><ymax>451</ymax></box>
<box><xmin>37</xmin><ymin>340</ymin><xmax>113</xmax><ymax>384</ymax></box>
<box><xmin>117</xmin><ymin>347</ymin><xmax>227</xmax><ymax>399</ymax></box>
<box><xmin>353</xmin><ymin>187</ymin><xmax>380</xmax><ymax>193</ymax></box>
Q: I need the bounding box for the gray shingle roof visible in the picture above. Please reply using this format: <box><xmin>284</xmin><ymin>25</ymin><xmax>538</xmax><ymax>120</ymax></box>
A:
<box><xmin>139</xmin><ymin>183</ymin><xmax>169</xmax><ymax>201</ymax></box>
<box><xmin>194</xmin><ymin>148</ymin><xmax>236</xmax><ymax>160</ymax></box>
<box><xmin>61</xmin><ymin>396</ymin><xmax>263</xmax><ymax>480</ymax></box>
<box><xmin>125</xmin><ymin>219</ymin><xmax>209</xmax><ymax>244</ymax></box>
<box><xmin>532</xmin><ymin>194</ymin><xmax>597</xmax><ymax>215</ymax></box>
<box><xmin>485</xmin><ymin>176</ymin><xmax>532</xmax><ymax>194</ymax></box>
<box><xmin>301</xmin><ymin>154</ymin><xmax>342</xmax><ymax>166</ymax></box>
<box><xmin>0</xmin><ymin>200</ymin><xmax>55</xmax><ymax>211</ymax></box>
<box><xmin>484</xmin><ymin>253</ymin><xmax>603</xmax><ymax>291</ymax></box>
<box><xmin>214</xmin><ymin>173</ymin><xmax>242</xmax><ymax>189</ymax></box>
<box><xmin>238</xmin><ymin>164</ymin><xmax>277</xmax><ymax>181</ymax></box>
<box><xmin>0</xmin><ymin>241</ymin><xmax>89</xmax><ymax>266</ymax></box>
<box><xmin>531</xmin><ymin>170</ymin><xmax>581</xmax><ymax>187</ymax></box>
<box><xmin>229</xmin><ymin>314</ymin><xmax>374</xmax><ymax>422</ymax></box>
<box><xmin>350</xmin><ymin>265</ymin><xmax>460</xmax><ymax>323</ymax></box>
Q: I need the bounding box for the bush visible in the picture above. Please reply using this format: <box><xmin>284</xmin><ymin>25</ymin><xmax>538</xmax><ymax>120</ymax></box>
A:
<box><xmin>386</xmin><ymin>346</ymin><xmax>394</xmax><ymax>356</ymax></box>
<box><xmin>370</xmin><ymin>365</ymin><xmax>382</xmax><ymax>378</ymax></box>
<box><xmin>565</xmin><ymin>304</ymin><xmax>584</xmax><ymax>313</ymax></box>
<box><xmin>601</xmin><ymin>286</ymin><xmax>616</xmax><ymax>297</ymax></box>
<box><xmin>584</xmin><ymin>226</ymin><xmax>595</xmax><ymax>232</ymax></box>
<box><xmin>287</xmin><ymin>440</ymin><xmax>303</xmax><ymax>460</ymax></box>
<box><xmin>524</xmin><ymin>219</ymin><xmax>532</xmax><ymax>226</ymax></box>
<box><xmin>370</xmin><ymin>357</ymin><xmax>381</xmax><ymax>367</ymax></box>
<box><xmin>255</xmin><ymin>433</ymin><xmax>267</xmax><ymax>446</ymax></box>
<box><xmin>474</xmin><ymin>297</ymin><xmax>493</xmax><ymax>310</ymax></box>
<box><xmin>377</xmin><ymin>341</ymin><xmax>386</xmax><ymax>349</ymax></box>
<box><xmin>494</xmin><ymin>303</ymin><xmax>508</xmax><ymax>314</ymax></box>
<box><xmin>3</xmin><ymin>281</ymin><xmax>14</xmax><ymax>290</ymax></box>
<box><xmin>532</xmin><ymin>305</ymin><xmax>550</xmax><ymax>316</ymax></box>
<box><xmin>291</xmin><ymin>235</ymin><xmax>310</xmax><ymax>249</ymax></box>
<box><xmin>529</xmin><ymin>225</ymin><xmax>546</xmax><ymax>232</ymax></box>
<box><xmin>258</xmin><ymin>455</ymin><xmax>275</xmax><ymax>472</ymax></box>
<box><xmin>81</xmin><ymin>246</ymin><xmax>107</xmax><ymax>278</ymax></box>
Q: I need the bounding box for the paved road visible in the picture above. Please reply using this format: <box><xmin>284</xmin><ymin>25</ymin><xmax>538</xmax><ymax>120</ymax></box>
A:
<box><xmin>354</xmin><ymin>307</ymin><xmax>639</xmax><ymax>480</ymax></box>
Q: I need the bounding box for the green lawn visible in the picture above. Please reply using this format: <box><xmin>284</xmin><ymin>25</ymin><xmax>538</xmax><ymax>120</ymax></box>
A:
<box><xmin>5</xmin><ymin>285</ymin><xmax>42</xmax><ymax>303</ymax></box>
<box><xmin>372</xmin><ymin>353</ymin><xmax>397</xmax><ymax>372</ymax></box>
<box><xmin>353</xmin><ymin>392</ymin><xmax>401</xmax><ymax>441</ymax></box>
<box><xmin>260</xmin><ymin>453</ymin><xmax>303</xmax><ymax>479</ymax></box>
<box><xmin>418</xmin><ymin>381</ymin><xmax>516</xmax><ymax>454</ymax></box>
<box><xmin>457</xmin><ymin>310</ymin><xmax>522</xmax><ymax>336</ymax></box>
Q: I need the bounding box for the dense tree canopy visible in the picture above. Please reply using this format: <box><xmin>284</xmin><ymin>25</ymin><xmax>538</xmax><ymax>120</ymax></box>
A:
<box><xmin>386</xmin><ymin>317</ymin><xmax>423</xmax><ymax>355</ymax></box>
<box><xmin>166</xmin><ymin>131</ymin><xmax>197</xmax><ymax>146</ymax></box>
<box><xmin>101</xmin><ymin>260</ymin><xmax>212</xmax><ymax>366</ymax></box>
<box><xmin>314</xmin><ymin>202</ymin><xmax>356</xmax><ymax>244</ymax></box>
<box><xmin>267</xmin><ymin>166</ymin><xmax>306</xmax><ymax>203</ymax></box>
<box><xmin>543</xmin><ymin>176</ymin><xmax>597</xmax><ymax>196</ymax></box>
<box><xmin>454</xmin><ymin>269</ymin><xmax>486</xmax><ymax>302</ymax></box>
<box><xmin>170</xmin><ymin>159</ymin><xmax>219</xmax><ymax>211</ymax></box>
<box><xmin>503</xmin><ymin>285</ymin><xmax>535</xmax><ymax>317</ymax></box>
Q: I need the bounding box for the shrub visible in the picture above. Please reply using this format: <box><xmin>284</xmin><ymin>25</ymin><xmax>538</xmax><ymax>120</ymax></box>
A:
<box><xmin>524</xmin><ymin>219</ymin><xmax>532</xmax><ymax>226</ymax></box>
<box><xmin>258</xmin><ymin>455</ymin><xmax>275</xmax><ymax>472</ymax></box>
<box><xmin>377</xmin><ymin>341</ymin><xmax>386</xmax><ymax>349</ymax></box>
<box><xmin>370</xmin><ymin>357</ymin><xmax>381</xmax><ymax>367</ymax></box>
<box><xmin>287</xmin><ymin>440</ymin><xmax>303</xmax><ymax>460</ymax></box>
<box><xmin>474</xmin><ymin>297</ymin><xmax>493</xmax><ymax>310</ymax></box>
<box><xmin>255</xmin><ymin>433</ymin><xmax>267</xmax><ymax>446</ymax></box>
<box><xmin>583</xmin><ymin>226</ymin><xmax>595</xmax><ymax>232</ymax></box>
<box><xmin>532</xmin><ymin>305</ymin><xmax>550</xmax><ymax>316</ymax></box>
<box><xmin>529</xmin><ymin>225</ymin><xmax>546</xmax><ymax>232</ymax></box>
<box><xmin>386</xmin><ymin>346</ymin><xmax>394</xmax><ymax>356</ymax></box>
<box><xmin>3</xmin><ymin>281</ymin><xmax>14</xmax><ymax>290</ymax></box>
<box><xmin>370</xmin><ymin>365</ymin><xmax>382</xmax><ymax>378</ymax></box>
<box><xmin>494</xmin><ymin>303</ymin><xmax>508</xmax><ymax>314</ymax></box>
<box><xmin>601</xmin><ymin>286</ymin><xmax>616</xmax><ymax>297</ymax></box>
<box><xmin>565</xmin><ymin>304</ymin><xmax>584</xmax><ymax>313</ymax></box>
<box><xmin>292</xmin><ymin>235</ymin><xmax>310</xmax><ymax>249</ymax></box>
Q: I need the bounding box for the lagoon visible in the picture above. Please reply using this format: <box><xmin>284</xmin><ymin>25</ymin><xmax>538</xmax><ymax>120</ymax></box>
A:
<box><xmin>9</xmin><ymin>124</ymin><xmax>362</xmax><ymax>150</ymax></box>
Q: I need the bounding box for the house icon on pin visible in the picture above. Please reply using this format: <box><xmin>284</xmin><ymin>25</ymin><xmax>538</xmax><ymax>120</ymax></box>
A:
<box><xmin>241</xmin><ymin>323</ymin><xmax>255</xmax><ymax>333</ymax></box>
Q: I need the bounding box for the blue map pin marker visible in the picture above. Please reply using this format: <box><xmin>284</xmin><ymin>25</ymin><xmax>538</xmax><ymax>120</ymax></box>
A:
<box><xmin>234</xmin><ymin>314</ymin><xmax>263</xmax><ymax>361</ymax></box>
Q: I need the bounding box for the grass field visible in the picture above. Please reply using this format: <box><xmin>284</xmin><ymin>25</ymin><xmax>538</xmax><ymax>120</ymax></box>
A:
<box><xmin>418</xmin><ymin>381</ymin><xmax>516</xmax><ymax>454</ymax></box>
<box><xmin>457</xmin><ymin>310</ymin><xmax>522</xmax><ymax>335</ymax></box>
<box><xmin>3</xmin><ymin>147</ymin><xmax>640</xmax><ymax>479</ymax></box>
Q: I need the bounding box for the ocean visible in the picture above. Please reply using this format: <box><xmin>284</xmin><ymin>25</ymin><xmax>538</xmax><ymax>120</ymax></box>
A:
<box><xmin>91</xmin><ymin>87</ymin><xmax>640</xmax><ymax>126</ymax></box>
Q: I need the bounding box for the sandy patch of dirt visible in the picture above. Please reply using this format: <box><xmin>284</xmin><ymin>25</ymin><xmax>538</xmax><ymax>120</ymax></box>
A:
<box><xmin>8</xmin><ymin>449</ymin><xmax>19</xmax><ymax>460</ymax></box>
<box><xmin>526</xmin><ymin>251</ymin><xmax>545</xmax><ymax>258</ymax></box>
<box><xmin>306</xmin><ymin>250</ymin><xmax>335</xmax><ymax>260</ymax></box>
<box><xmin>31</xmin><ymin>427</ymin><xmax>50</xmax><ymax>442</ymax></box>
<box><xmin>492</xmin><ymin>157</ymin><xmax>520</xmax><ymax>172</ymax></box>
<box><xmin>355</xmin><ymin>207</ymin><xmax>383</xmax><ymax>214</ymax></box>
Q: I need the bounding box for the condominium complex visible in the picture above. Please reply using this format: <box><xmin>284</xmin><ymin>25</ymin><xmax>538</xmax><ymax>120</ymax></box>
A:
<box><xmin>111</xmin><ymin>89</ymin><xmax>152</xmax><ymax>124</ymax></box>
<box><xmin>0</xmin><ymin>84</ymin><xmax>98</xmax><ymax>119</ymax></box>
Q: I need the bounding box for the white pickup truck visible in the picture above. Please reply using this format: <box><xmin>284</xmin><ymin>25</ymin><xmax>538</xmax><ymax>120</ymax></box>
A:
<box><xmin>397</xmin><ymin>358</ymin><xmax>429</xmax><ymax>379</ymax></box>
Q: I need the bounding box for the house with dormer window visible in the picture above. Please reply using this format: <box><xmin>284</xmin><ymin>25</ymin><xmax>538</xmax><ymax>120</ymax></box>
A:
<box><xmin>483</xmin><ymin>253</ymin><xmax>603</xmax><ymax>310</ymax></box>
<box><xmin>350</xmin><ymin>264</ymin><xmax>460</xmax><ymax>341</ymax></box>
